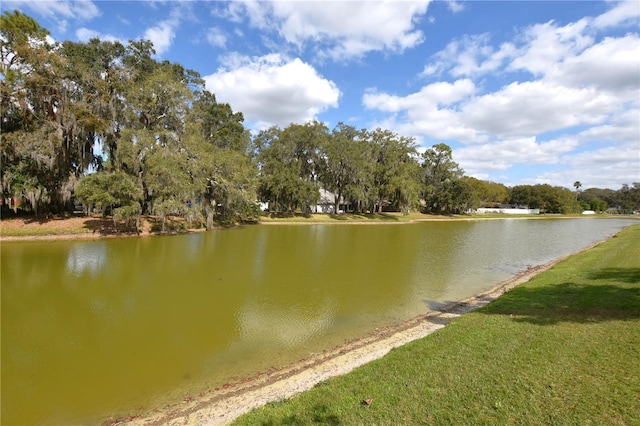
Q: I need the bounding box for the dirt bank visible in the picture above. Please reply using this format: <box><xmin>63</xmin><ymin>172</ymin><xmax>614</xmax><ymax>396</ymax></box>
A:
<box><xmin>0</xmin><ymin>216</ymin><xmax>206</xmax><ymax>242</ymax></box>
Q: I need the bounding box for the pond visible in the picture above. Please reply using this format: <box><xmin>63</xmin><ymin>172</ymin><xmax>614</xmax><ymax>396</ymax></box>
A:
<box><xmin>1</xmin><ymin>218</ymin><xmax>635</xmax><ymax>425</ymax></box>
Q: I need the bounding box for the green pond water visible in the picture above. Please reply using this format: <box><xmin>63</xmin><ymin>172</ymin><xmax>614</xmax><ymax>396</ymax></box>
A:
<box><xmin>1</xmin><ymin>218</ymin><xmax>635</xmax><ymax>425</ymax></box>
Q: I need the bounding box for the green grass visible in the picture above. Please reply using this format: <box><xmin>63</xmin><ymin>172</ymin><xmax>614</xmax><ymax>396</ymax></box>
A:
<box><xmin>232</xmin><ymin>225</ymin><xmax>640</xmax><ymax>426</ymax></box>
<box><xmin>0</xmin><ymin>224</ymin><xmax>92</xmax><ymax>237</ymax></box>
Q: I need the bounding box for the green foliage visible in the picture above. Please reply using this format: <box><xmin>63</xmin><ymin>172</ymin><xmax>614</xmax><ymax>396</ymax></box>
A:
<box><xmin>152</xmin><ymin>198</ymin><xmax>187</xmax><ymax>232</ymax></box>
<box><xmin>255</xmin><ymin>122</ymin><xmax>326</xmax><ymax>213</ymax></box>
<box><xmin>465</xmin><ymin>177</ymin><xmax>509</xmax><ymax>207</ymax></box>
<box><xmin>589</xmin><ymin>197</ymin><xmax>608</xmax><ymax>212</ymax></box>
<box><xmin>113</xmin><ymin>202</ymin><xmax>142</xmax><ymax>232</ymax></box>
<box><xmin>75</xmin><ymin>171</ymin><xmax>142</xmax><ymax>214</ymax></box>
<box><xmin>1</xmin><ymin>10</ymin><xmax>258</xmax><ymax>224</ymax></box>
<box><xmin>367</xmin><ymin>128</ymin><xmax>420</xmax><ymax>214</ymax></box>
<box><xmin>253</xmin><ymin>122</ymin><xmax>422</xmax><ymax>215</ymax></box>
<box><xmin>190</xmin><ymin>91</ymin><xmax>249</xmax><ymax>151</ymax></box>
<box><xmin>578</xmin><ymin>185</ymin><xmax>640</xmax><ymax>213</ymax></box>
<box><xmin>320</xmin><ymin>123</ymin><xmax>368</xmax><ymax>213</ymax></box>
<box><xmin>510</xmin><ymin>184</ymin><xmax>579</xmax><ymax>214</ymax></box>
<box><xmin>0</xmin><ymin>10</ymin><xmax>51</xmax><ymax>85</ymax></box>
<box><xmin>421</xmin><ymin>143</ymin><xmax>469</xmax><ymax>214</ymax></box>
<box><xmin>1</xmin><ymin>11</ymin><xmax>72</xmax><ymax>213</ymax></box>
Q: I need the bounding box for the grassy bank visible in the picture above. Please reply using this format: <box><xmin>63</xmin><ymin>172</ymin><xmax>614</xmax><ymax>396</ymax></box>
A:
<box><xmin>232</xmin><ymin>225</ymin><xmax>640</xmax><ymax>425</ymax></box>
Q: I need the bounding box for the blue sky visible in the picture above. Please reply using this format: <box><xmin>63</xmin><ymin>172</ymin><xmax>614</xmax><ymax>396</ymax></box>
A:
<box><xmin>3</xmin><ymin>1</ymin><xmax>639</xmax><ymax>190</ymax></box>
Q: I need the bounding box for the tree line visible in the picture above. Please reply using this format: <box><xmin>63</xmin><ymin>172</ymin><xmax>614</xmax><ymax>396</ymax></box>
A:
<box><xmin>2</xmin><ymin>11</ymin><xmax>638</xmax><ymax>229</ymax></box>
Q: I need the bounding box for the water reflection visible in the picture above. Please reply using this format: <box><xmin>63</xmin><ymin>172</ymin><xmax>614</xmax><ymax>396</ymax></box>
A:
<box><xmin>66</xmin><ymin>241</ymin><xmax>107</xmax><ymax>276</ymax></box>
<box><xmin>238</xmin><ymin>299</ymin><xmax>336</xmax><ymax>348</ymax></box>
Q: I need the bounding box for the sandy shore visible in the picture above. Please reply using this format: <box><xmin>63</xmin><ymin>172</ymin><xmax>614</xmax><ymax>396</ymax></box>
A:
<box><xmin>110</xmin><ymin>237</ymin><xmax>608</xmax><ymax>426</ymax></box>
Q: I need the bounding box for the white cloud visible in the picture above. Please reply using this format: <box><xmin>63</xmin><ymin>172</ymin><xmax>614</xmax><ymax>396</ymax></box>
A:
<box><xmin>206</xmin><ymin>27</ymin><xmax>227</xmax><ymax>48</ymax></box>
<box><xmin>224</xmin><ymin>0</ymin><xmax>431</xmax><ymax>60</ymax></box>
<box><xmin>364</xmin><ymin>79</ymin><xmax>475</xmax><ymax>111</ymax></box>
<box><xmin>463</xmin><ymin>81</ymin><xmax>619</xmax><ymax>138</ymax></box>
<box><xmin>455</xmin><ymin>134</ymin><xmax>635</xmax><ymax>189</ymax></box>
<box><xmin>421</xmin><ymin>34</ymin><xmax>516</xmax><ymax>77</ymax></box>
<box><xmin>456</xmin><ymin>137</ymin><xmax>579</xmax><ymax>174</ymax></box>
<box><xmin>508</xmin><ymin>19</ymin><xmax>593</xmax><ymax>76</ymax></box>
<box><xmin>5</xmin><ymin>0</ymin><xmax>101</xmax><ymax>32</ymax></box>
<box><xmin>549</xmin><ymin>34</ymin><xmax>640</xmax><ymax>95</ymax></box>
<box><xmin>203</xmin><ymin>54</ymin><xmax>340</xmax><ymax>129</ymax></box>
<box><xmin>447</xmin><ymin>1</ymin><xmax>465</xmax><ymax>13</ymax></box>
<box><xmin>590</xmin><ymin>0</ymin><xmax>640</xmax><ymax>29</ymax></box>
<box><xmin>537</xmin><ymin>142</ymin><xmax>640</xmax><ymax>189</ymax></box>
<box><xmin>364</xmin><ymin>77</ymin><xmax>622</xmax><ymax>144</ymax></box>
<box><xmin>364</xmin><ymin>79</ymin><xmax>479</xmax><ymax>142</ymax></box>
<box><xmin>578</xmin><ymin>108</ymin><xmax>640</xmax><ymax>144</ymax></box>
<box><xmin>454</xmin><ymin>116</ymin><xmax>640</xmax><ymax>189</ymax></box>
<box><xmin>143</xmin><ymin>20</ymin><xmax>176</xmax><ymax>56</ymax></box>
<box><xmin>422</xmin><ymin>3</ymin><xmax>640</xmax><ymax>88</ymax></box>
<box><xmin>140</xmin><ymin>5</ymin><xmax>188</xmax><ymax>56</ymax></box>
<box><xmin>75</xmin><ymin>27</ymin><xmax>121</xmax><ymax>43</ymax></box>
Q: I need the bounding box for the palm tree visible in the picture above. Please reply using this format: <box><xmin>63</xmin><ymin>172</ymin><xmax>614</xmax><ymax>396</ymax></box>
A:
<box><xmin>574</xmin><ymin>181</ymin><xmax>582</xmax><ymax>201</ymax></box>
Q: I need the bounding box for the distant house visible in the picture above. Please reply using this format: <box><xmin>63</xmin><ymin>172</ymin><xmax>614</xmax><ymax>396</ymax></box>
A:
<box><xmin>315</xmin><ymin>189</ymin><xmax>335</xmax><ymax>213</ymax></box>
<box><xmin>257</xmin><ymin>188</ymin><xmax>345</xmax><ymax>214</ymax></box>
<box><xmin>315</xmin><ymin>189</ymin><xmax>346</xmax><ymax>213</ymax></box>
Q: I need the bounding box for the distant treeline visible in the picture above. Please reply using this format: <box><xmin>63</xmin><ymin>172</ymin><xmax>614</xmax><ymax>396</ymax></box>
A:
<box><xmin>2</xmin><ymin>11</ymin><xmax>639</xmax><ymax>227</ymax></box>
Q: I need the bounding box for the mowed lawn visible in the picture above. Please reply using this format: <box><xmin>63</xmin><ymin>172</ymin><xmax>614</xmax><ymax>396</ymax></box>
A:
<box><xmin>233</xmin><ymin>224</ymin><xmax>640</xmax><ymax>426</ymax></box>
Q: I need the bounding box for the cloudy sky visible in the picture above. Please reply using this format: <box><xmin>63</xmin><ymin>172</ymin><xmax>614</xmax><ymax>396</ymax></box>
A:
<box><xmin>3</xmin><ymin>1</ymin><xmax>639</xmax><ymax>190</ymax></box>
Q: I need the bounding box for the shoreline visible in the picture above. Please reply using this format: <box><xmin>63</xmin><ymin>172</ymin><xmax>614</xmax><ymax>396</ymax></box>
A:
<box><xmin>0</xmin><ymin>216</ymin><xmax>211</xmax><ymax>242</ymax></box>
<box><xmin>0</xmin><ymin>216</ymin><xmax>455</xmax><ymax>242</ymax></box>
<box><xmin>1</xmin><ymin>213</ymin><xmax>609</xmax><ymax>242</ymax></box>
<box><xmin>113</xmin><ymin>236</ymin><xmax>611</xmax><ymax>426</ymax></box>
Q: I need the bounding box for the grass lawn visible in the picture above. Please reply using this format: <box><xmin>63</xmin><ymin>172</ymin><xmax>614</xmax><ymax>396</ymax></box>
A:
<box><xmin>232</xmin><ymin>224</ymin><xmax>640</xmax><ymax>425</ymax></box>
<box><xmin>0</xmin><ymin>216</ymin><xmax>96</xmax><ymax>237</ymax></box>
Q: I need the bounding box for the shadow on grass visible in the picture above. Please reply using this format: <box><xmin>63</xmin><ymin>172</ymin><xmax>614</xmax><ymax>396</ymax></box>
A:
<box><xmin>267</xmin><ymin>212</ymin><xmax>313</xmax><ymax>219</ymax></box>
<box><xmin>82</xmin><ymin>219</ymin><xmax>139</xmax><ymax>235</ymax></box>
<box><xmin>22</xmin><ymin>213</ymin><xmax>81</xmax><ymax>225</ymax></box>
<box><xmin>479</xmin><ymin>280</ymin><xmax>640</xmax><ymax>325</ymax></box>
<box><xmin>588</xmin><ymin>268</ymin><xmax>640</xmax><ymax>284</ymax></box>
<box><xmin>424</xmin><ymin>268</ymin><xmax>640</xmax><ymax>326</ymax></box>
<box><xmin>23</xmin><ymin>215</ymin><xmax>54</xmax><ymax>225</ymax></box>
<box><xmin>327</xmin><ymin>213</ymin><xmax>400</xmax><ymax>221</ymax></box>
<box><xmin>260</xmin><ymin>404</ymin><xmax>341</xmax><ymax>426</ymax></box>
